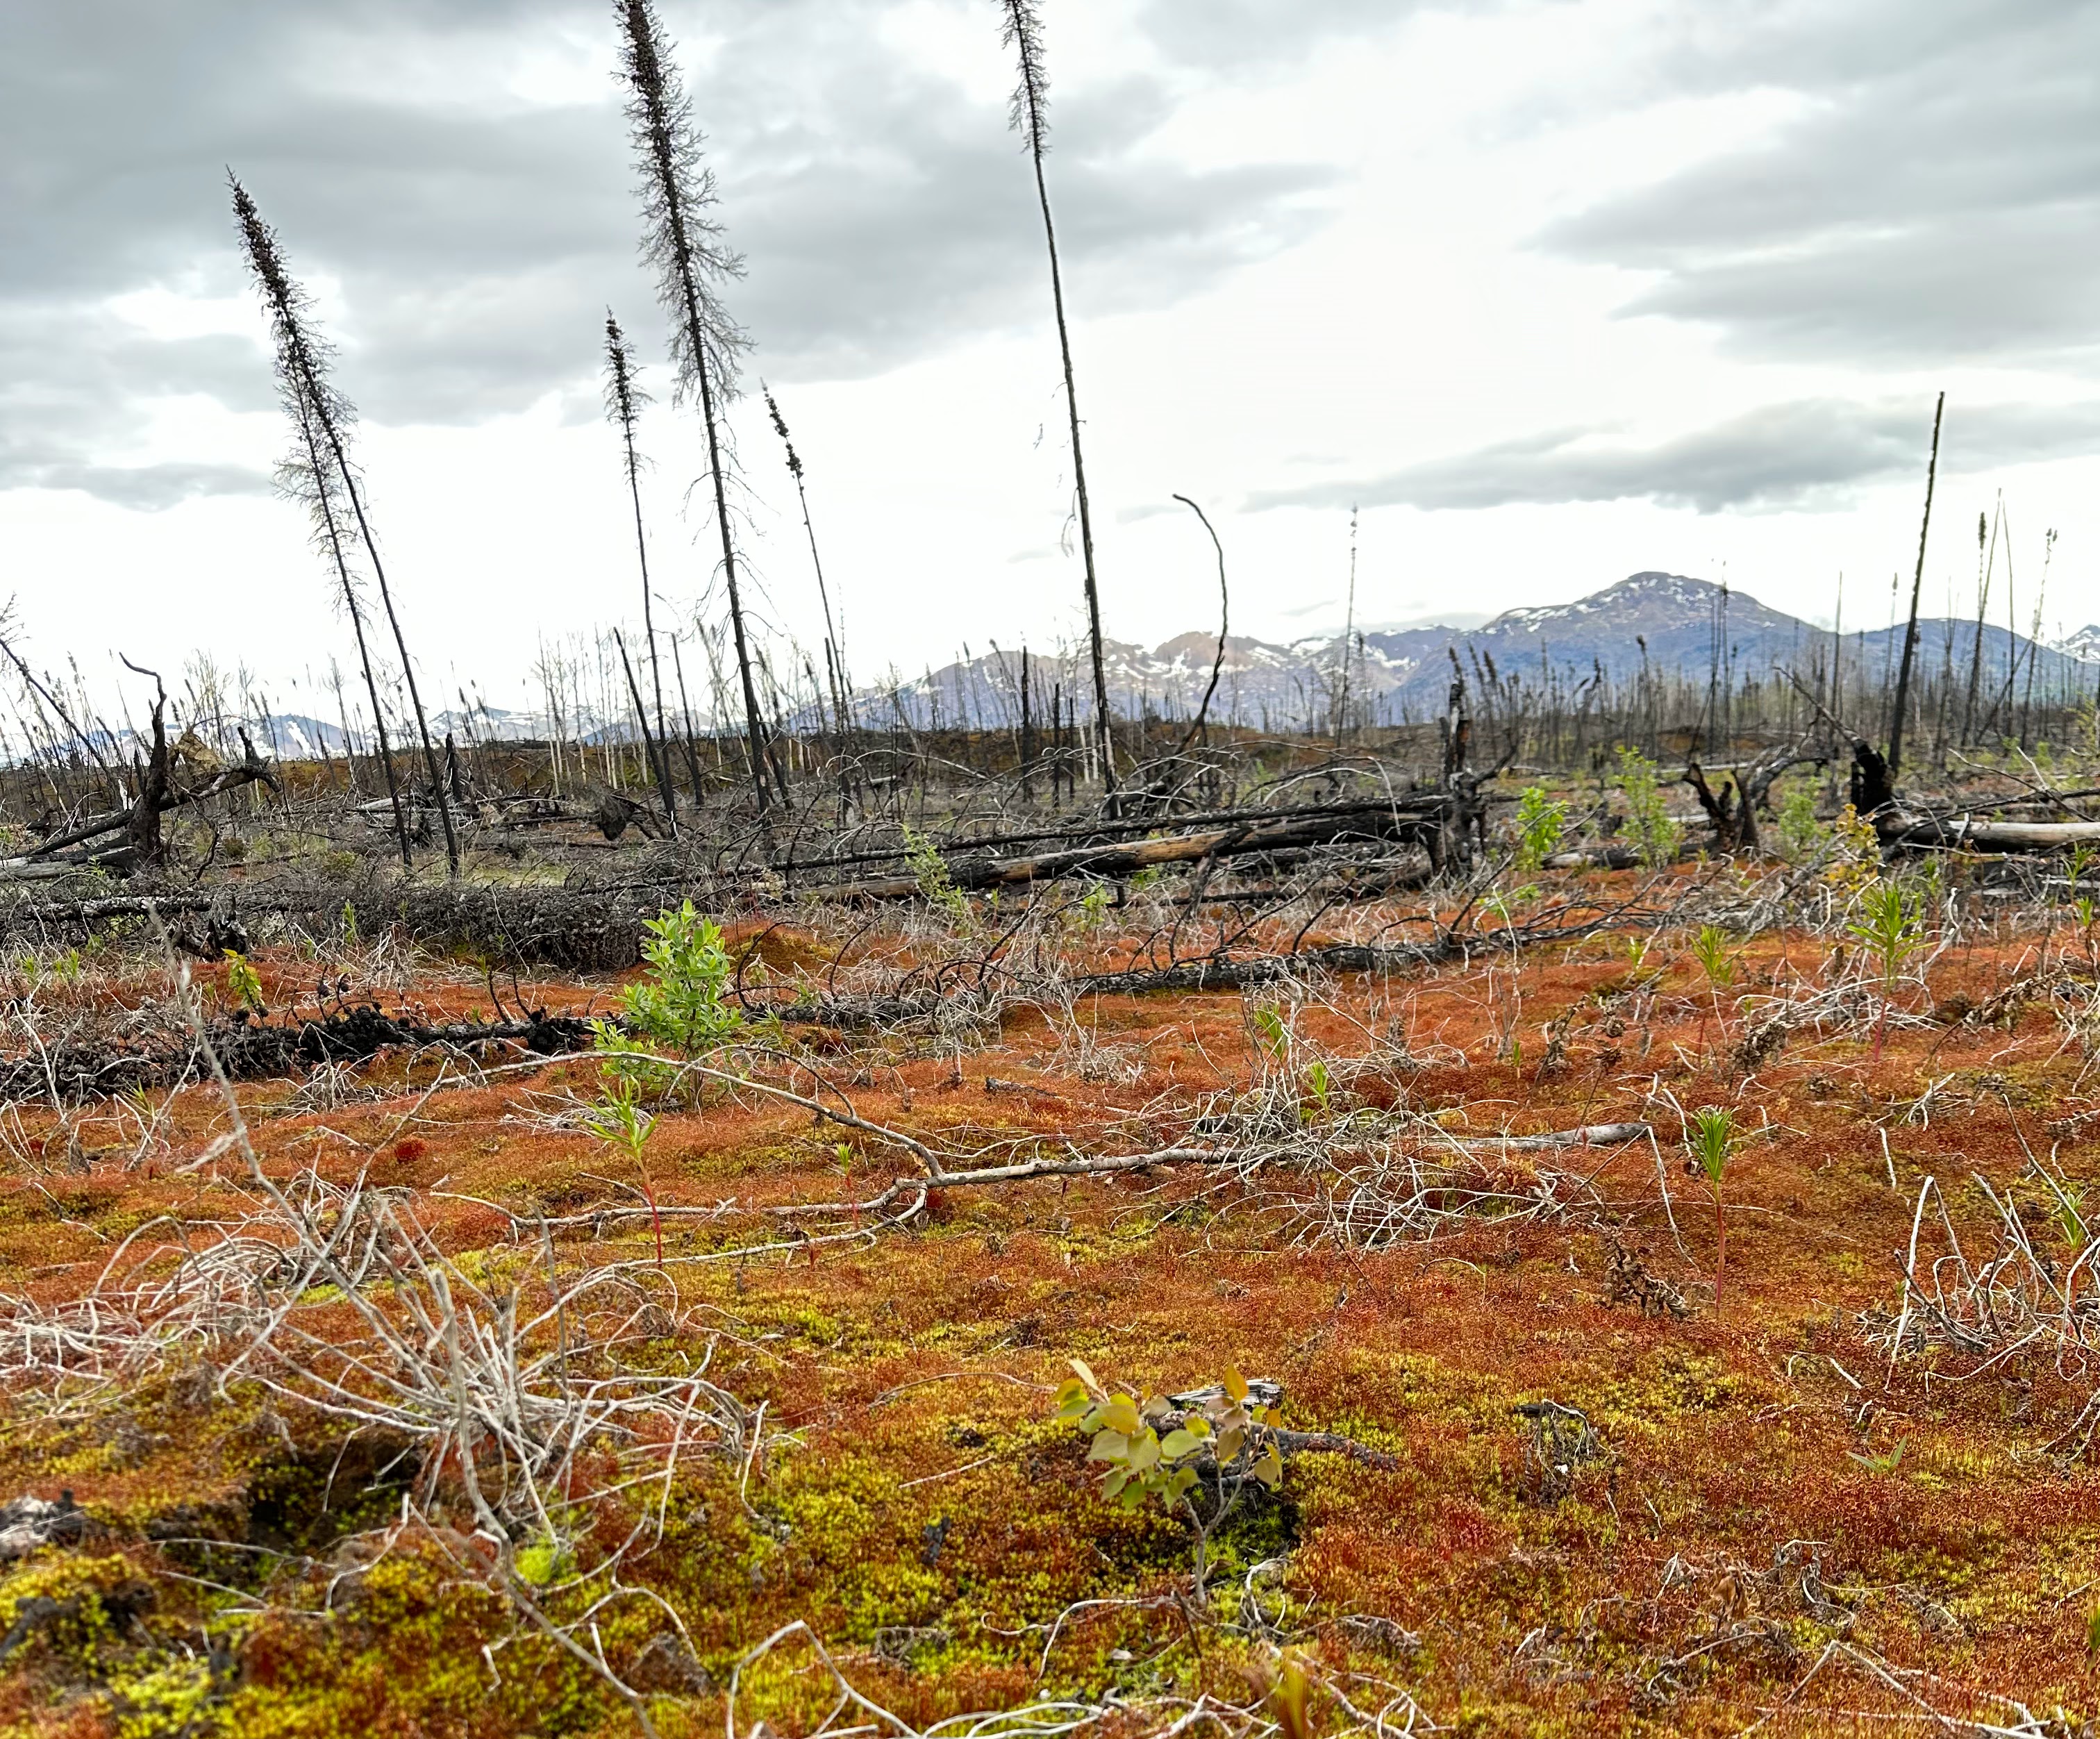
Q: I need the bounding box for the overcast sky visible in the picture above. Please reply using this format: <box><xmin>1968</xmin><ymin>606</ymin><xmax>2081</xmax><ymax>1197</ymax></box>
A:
<box><xmin>3</xmin><ymin>0</ymin><xmax>2096</xmax><ymax>716</ymax></box>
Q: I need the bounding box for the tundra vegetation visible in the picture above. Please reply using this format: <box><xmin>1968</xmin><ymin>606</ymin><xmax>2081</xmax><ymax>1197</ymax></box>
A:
<box><xmin>0</xmin><ymin>665</ymin><xmax>2097</xmax><ymax>1738</ymax></box>
<box><xmin>2</xmin><ymin>3</ymin><xmax>2099</xmax><ymax>1736</ymax></box>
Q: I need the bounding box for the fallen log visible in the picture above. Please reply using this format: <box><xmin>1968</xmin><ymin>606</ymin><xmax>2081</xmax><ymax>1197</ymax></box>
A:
<box><xmin>1889</xmin><ymin>816</ymin><xmax>2100</xmax><ymax>851</ymax></box>
<box><xmin>1452</xmin><ymin>1122</ymin><xmax>1650</xmax><ymax>1151</ymax></box>
<box><xmin>830</xmin><ymin>804</ymin><xmax>1446</xmax><ymax>899</ymax></box>
<box><xmin>0</xmin><ymin>1006</ymin><xmax>592</xmax><ymax>1104</ymax></box>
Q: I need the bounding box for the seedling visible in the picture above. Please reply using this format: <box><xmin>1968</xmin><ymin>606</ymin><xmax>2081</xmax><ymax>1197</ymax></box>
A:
<box><xmin>1776</xmin><ymin>781</ymin><xmax>1824</xmax><ymax>862</ymax></box>
<box><xmin>1687</xmin><ymin>1106</ymin><xmax>1738</xmax><ymax>1317</ymax></box>
<box><xmin>1055</xmin><ymin>1361</ymin><xmax>1282</xmax><ymax>1595</ymax></box>
<box><xmin>1692</xmin><ymin>925</ymin><xmax>1735</xmax><ymax>990</ymax></box>
<box><xmin>1512</xmin><ymin>785</ymin><xmax>1566</xmax><ymax>874</ymax></box>
<box><xmin>1616</xmin><ymin>747</ymin><xmax>1682</xmax><ymax>870</ymax></box>
<box><xmin>1691</xmin><ymin>924</ymin><xmax>1734</xmax><ymax>1050</ymax></box>
<box><xmin>903</xmin><ymin>823</ymin><xmax>970</xmax><ymax>926</ymax></box>
<box><xmin>583</xmin><ymin>1076</ymin><xmax>664</xmax><ymax>1270</ymax></box>
<box><xmin>1302</xmin><ymin>1058</ymin><xmax>1333</xmax><ymax>1122</ymax></box>
<box><xmin>223</xmin><ymin>949</ymin><xmax>267</xmax><ymax>1017</ymax></box>
<box><xmin>1847</xmin><ymin>883</ymin><xmax>1926</xmax><ymax>1060</ymax></box>
<box><xmin>592</xmin><ymin>900</ymin><xmax>741</xmax><ymax>1095</ymax></box>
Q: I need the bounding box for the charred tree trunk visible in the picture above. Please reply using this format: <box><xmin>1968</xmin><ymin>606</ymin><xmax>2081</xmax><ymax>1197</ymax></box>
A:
<box><xmin>1887</xmin><ymin>392</ymin><xmax>1944</xmax><ymax>779</ymax></box>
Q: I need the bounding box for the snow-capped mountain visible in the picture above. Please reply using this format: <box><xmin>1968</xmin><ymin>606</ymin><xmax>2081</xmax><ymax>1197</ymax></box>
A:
<box><xmin>839</xmin><ymin>572</ymin><xmax>2096</xmax><ymax>733</ymax></box>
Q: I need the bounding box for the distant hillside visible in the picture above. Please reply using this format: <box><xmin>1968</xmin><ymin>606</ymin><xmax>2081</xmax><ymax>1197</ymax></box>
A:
<box><xmin>77</xmin><ymin>573</ymin><xmax>2089</xmax><ymax>760</ymax></box>
<box><xmin>847</xmin><ymin>572</ymin><xmax>2097</xmax><ymax>734</ymax></box>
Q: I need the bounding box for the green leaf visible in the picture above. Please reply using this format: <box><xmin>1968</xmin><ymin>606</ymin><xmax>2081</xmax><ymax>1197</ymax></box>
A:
<box><xmin>1158</xmin><ymin>1428</ymin><xmax>1204</xmax><ymax>1462</ymax></box>
<box><xmin>1088</xmin><ymin>1430</ymin><xmax>1129</xmax><ymax>1463</ymax></box>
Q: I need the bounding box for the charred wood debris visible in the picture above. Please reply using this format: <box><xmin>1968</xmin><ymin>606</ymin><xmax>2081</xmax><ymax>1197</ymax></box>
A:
<box><xmin>3</xmin><ymin>667</ymin><xmax>2099</xmax><ymax>1103</ymax></box>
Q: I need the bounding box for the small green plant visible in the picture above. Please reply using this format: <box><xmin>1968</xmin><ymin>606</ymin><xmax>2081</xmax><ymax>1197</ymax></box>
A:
<box><xmin>1616</xmin><ymin>747</ymin><xmax>1682</xmax><ymax>871</ymax></box>
<box><xmin>1623</xmin><ymin>934</ymin><xmax>1651</xmax><ymax>973</ymax></box>
<box><xmin>592</xmin><ymin>900</ymin><xmax>742</xmax><ymax>1092</ymax></box>
<box><xmin>1511</xmin><ymin>785</ymin><xmax>1567</xmax><ymax>874</ymax></box>
<box><xmin>223</xmin><ymin>949</ymin><xmax>266</xmax><ymax>1017</ymax></box>
<box><xmin>1692</xmin><ymin>925</ymin><xmax>1734</xmax><ymax>989</ymax></box>
<box><xmin>1302</xmin><ymin>1058</ymin><xmax>1333</xmax><ymax>1121</ymax></box>
<box><xmin>1847</xmin><ymin>882</ymin><xmax>1926</xmax><ymax>1060</ymax></box>
<box><xmin>2056</xmin><ymin>1181</ymin><xmax>2088</xmax><ymax>1255</ymax></box>
<box><xmin>583</xmin><ymin>1074</ymin><xmax>664</xmax><ymax>1269</ymax></box>
<box><xmin>1055</xmin><ymin>1361</ymin><xmax>1282</xmax><ymax>1594</ymax></box>
<box><xmin>1776</xmin><ymin>783</ymin><xmax>1824</xmax><ymax>862</ymax></box>
<box><xmin>2074</xmin><ymin>697</ymin><xmax>2100</xmax><ymax>758</ymax></box>
<box><xmin>1251</xmin><ymin>1003</ymin><xmax>1292</xmax><ymax>1063</ymax></box>
<box><xmin>1074</xmin><ymin>880</ymin><xmax>1114</xmax><ymax>929</ymax></box>
<box><xmin>1690</xmin><ymin>925</ymin><xmax>1735</xmax><ymax>1050</ymax></box>
<box><xmin>902</xmin><ymin>824</ymin><xmax>969</xmax><ymax>926</ymax></box>
<box><xmin>1847</xmin><ymin>1438</ymin><xmax>1908</xmax><ymax>1476</ymax></box>
<box><xmin>1828</xmin><ymin>803</ymin><xmax>1883</xmax><ymax>895</ymax></box>
<box><xmin>1687</xmin><ymin>1106</ymin><xmax>1738</xmax><ymax>1317</ymax></box>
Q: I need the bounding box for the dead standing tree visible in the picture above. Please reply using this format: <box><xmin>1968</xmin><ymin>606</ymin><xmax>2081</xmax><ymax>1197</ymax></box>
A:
<box><xmin>765</xmin><ymin>386</ymin><xmax>849</xmax><ymax>744</ymax></box>
<box><xmin>603</xmin><ymin>312</ymin><xmax>678</xmax><ymax>835</ymax></box>
<box><xmin>1885</xmin><ymin>391</ymin><xmax>1944</xmax><ymax>783</ymax></box>
<box><xmin>229</xmin><ymin>177</ymin><xmax>457</xmax><ymax>873</ymax></box>
<box><xmin>614</xmin><ymin>0</ymin><xmax>779</xmax><ymax>813</ymax></box>
<box><xmin>999</xmin><ymin>0</ymin><xmax>1115</xmax><ymax>795</ymax></box>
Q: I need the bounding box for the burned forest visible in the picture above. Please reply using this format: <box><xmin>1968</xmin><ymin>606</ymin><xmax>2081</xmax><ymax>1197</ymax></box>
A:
<box><xmin>1</xmin><ymin>1</ymin><xmax>2099</xmax><ymax>1737</ymax></box>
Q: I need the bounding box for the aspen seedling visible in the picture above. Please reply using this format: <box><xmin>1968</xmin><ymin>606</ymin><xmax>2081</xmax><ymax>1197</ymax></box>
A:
<box><xmin>1056</xmin><ymin>1360</ymin><xmax>1281</xmax><ymax>1596</ymax></box>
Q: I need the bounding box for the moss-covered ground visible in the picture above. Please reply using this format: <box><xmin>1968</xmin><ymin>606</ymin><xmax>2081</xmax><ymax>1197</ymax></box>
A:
<box><xmin>0</xmin><ymin>866</ymin><xmax>2096</xmax><ymax>1736</ymax></box>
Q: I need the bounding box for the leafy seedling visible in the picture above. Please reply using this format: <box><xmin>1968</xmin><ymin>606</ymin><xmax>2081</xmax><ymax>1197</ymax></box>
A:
<box><xmin>584</xmin><ymin>1077</ymin><xmax>664</xmax><ymax>1270</ymax></box>
<box><xmin>1847</xmin><ymin>882</ymin><xmax>1926</xmax><ymax>1060</ymax></box>
<box><xmin>224</xmin><ymin>949</ymin><xmax>267</xmax><ymax>1017</ymax></box>
<box><xmin>1056</xmin><ymin>1361</ymin><xmax>1282</xmax><ymax>1595</ymax></box>
<box><xmin>1687</xmin><ymin>1106</ymin><xmax>1738</xmax><ymax>1317</ymax></box>
<box><xmin>1691</xmin><ymin>924</ymin><xmax>1734</xmax><ymax>1049</ymax></box>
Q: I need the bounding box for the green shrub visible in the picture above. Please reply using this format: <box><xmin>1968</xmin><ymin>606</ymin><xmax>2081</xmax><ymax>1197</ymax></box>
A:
<box><xmin>1776</xmin><ymin>783</ymin><xmax>1824</xmax><ymax>862</ymax></box>
<box><xmin>901</xmin><ymin>824</ymin><xmax>969</xmax><ymax>926</ymax></box>
<box><xmin>1616</xmin><ymin>748</ymin><xmax>1682</xmax><ymax>870</ymax></box>
<box><xmin>592</xmin><ymin>900</ymin><xmax>740</xmax><ymax>1091</ymax></box>
<box><xmin>1512</xmin><ymin>786</ymin><xmax>1567</xmax><ymax>873</ymax></box>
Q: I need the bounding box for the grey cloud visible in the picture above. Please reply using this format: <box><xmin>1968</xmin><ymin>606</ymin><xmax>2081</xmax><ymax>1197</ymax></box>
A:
<box><xmin>0</xmin><ymin>315</ymin><xmax>277</xmax><ymax>502</ymax></box>
<box><xmin>1250</xmin><ymin>399</ymin><xmax>2100</xmax><ymax>515</ymax></box>
<box><xmin>24</xmin><ymin>463</ymin><xmax>274</xmax><ymax>512</ymax></box>
<box><xmin>1134</xmin><ymin>0</ymin><xmax>1426</xmax><ymax>68</ymax></box>
<box><xmin>737</xmin><ymin>74</ymin><xmax>1333</xmax><ymax>381</ymax></box>
<box><xmin>1</xmin><ymin>0</ymin><xmax>1337</xmax><ymax>507</ymax></box>
<box><xmin>1539</xmin><ymin>0</ymin><xmax>2100</xmax><ymax>367</ymax></box>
